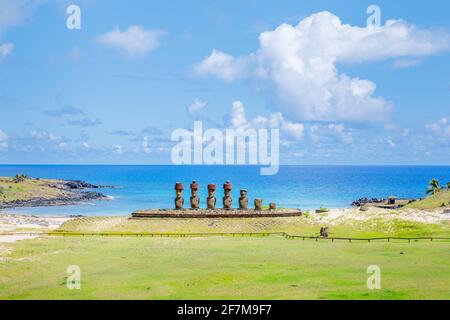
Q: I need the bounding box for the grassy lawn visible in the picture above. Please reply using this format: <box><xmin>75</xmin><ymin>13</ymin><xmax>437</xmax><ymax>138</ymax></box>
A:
<box><xmin>405</xmin><ymin>190</ymin><xmax>450</xmax><ymax>210</ymax></box>
<box><xmin>0</xmin><ymin>236</ymin><xmax>449</xmax><ymax>300</ymax></box>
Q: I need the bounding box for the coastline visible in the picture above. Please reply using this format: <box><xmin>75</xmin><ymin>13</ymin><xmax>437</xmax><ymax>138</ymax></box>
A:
<box><xmin>0</xmin><ymin>178</ymin><xmax>113</xmax><ymax>210</ymax></box>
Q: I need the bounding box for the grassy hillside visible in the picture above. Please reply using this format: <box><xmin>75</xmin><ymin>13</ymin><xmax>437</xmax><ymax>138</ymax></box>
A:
<box><xmin>0</xmin><ymin>177</ymin><xmax>64</xmax><ymax>203</ymax></box>
<box><xmin>1</xmin><ymin>236</ymin><xmax>449</xmax><ymax>300</ymax></box>
<box><xmin>405</xmin><ymin>190</ymin><xmax>450</xmax><ymax>210</ymax></box>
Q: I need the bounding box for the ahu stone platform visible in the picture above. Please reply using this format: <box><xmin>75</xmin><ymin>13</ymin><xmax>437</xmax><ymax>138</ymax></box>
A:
<box><xmin>131</xmin><ymin>208</ymin><xmax>303</xmax><ymax>219</ymax></box>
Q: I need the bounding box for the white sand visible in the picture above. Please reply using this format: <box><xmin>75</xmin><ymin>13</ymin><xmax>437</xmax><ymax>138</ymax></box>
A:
<box><xmin>0</xmin><ymin>212</ymin><xmax>71</xmax><ymax>243</ymax></box>
<box><xmin>308</xmin><ymin>207</ymin><xmax>450</xmax><ymax>225</ymax></box>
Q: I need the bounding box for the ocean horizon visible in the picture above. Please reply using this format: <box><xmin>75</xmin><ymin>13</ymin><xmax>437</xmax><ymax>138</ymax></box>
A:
<box><xmin>1</xmin><ymin>165</ymin><xmax>449</xmax><ymax>216</ymax></box>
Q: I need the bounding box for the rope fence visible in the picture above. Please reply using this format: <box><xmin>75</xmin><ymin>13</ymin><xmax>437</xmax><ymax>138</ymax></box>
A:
<box><xmin>1</xmin><ymin>231</ymin><xmax>450</xmax><ymax>243</ymax></box>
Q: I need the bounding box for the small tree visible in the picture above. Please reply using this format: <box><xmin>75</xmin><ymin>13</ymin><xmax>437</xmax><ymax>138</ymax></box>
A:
<box><xmin>13</xmin><ymin>174</ymin><xmax>27</xmax><ymax>183</ymax></box>
<box><xmin>426</xmin><ymin>179</ymin><xmax>441</xmax><ymax>196</ymax></box>
<box><xmin>447</xmin><ymin>182</ymin><xmax>450</xmax><ymax>190</ymax></box>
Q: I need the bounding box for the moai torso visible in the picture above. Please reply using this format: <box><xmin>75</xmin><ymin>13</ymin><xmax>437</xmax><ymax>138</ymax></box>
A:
<box><xmin>190</xmin><ymin>181</ymin><xmax>200</xmax><ymax>209</ymax></box>
<box><xmin>239</xmin><ymin>190</ymin><xmax>248</xmax><ymax>210</ymax></box>
<box><xmin>174</xmin><ymin>182</ymin><xmax>184</xmax><ymax>210</ymax></box>
<box><xmin>207</xmin><ymin>184</ymin><xmax>217</xmax><ymax>209</ymax></box>
<box><xmin>223</xmin><ymin>181</ymin><xmax>233</xmax><ymax>209</ymax></box>
<box><xmin>254</xmin><ymin>198</ymin><xmax>263</xmax><ymax>211</ymax></box>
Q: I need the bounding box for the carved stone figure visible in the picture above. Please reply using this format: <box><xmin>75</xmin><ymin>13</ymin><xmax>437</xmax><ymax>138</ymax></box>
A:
<box><xmin>269</xmin><ymin>203</ymin><xmax>276</xmax><ymax>211</ymax></box>
<box><xmin>190</xmin><ymin>181</ymin><xmax>200</xmax><ymax>209</ymax></box>
<box><xmin>239</xmin><ymin>189</ymin><xmax>248</xmax><ymax>210</ymax></box>
<box><xmin>206</xmin><ymin>184</ymin><xmax>217</xmax><ymax>209</ymax></box>
<box><xmin>254</xmin><ymin>198</ymin><xmax>263</xmax><ymax>211</ymax></box>
<box><xmin>223</xmin><ymin>180</ymin><xmax>233</xmax><ymax>209</ymax></box>
<box><xmin>320</xmin><ymin>227</ymin><xmax>329</xmax><ymax>238</ymax></box>
<box><xmin>174</xmin><ymin>182</ymin><xmax>184</xmax><ymax>210</ymax></box>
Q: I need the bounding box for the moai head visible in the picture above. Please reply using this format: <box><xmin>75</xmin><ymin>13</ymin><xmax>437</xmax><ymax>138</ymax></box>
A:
<box><xmin>207</xmin><ymin>184</ymin><xmax>216</xmax><ymax>198</ymax></box>
<box><xmin>223</xmin><ymin>181</ymin><xmax>232</xmax><ymax>197</ymax></box>
<box><xmin>254</xmin><ymin>198</ymin><xmax>263</xmax><ymax>211</ymax></box>
<box><xmin>269</xmin><ymin>203</ymin><xmax>276</xmax><ymax>211</ymax></box>
<box><xmin>174</xmin><ymin>182</ymin><xmax>184</xmax><ymax>209</ymax></box>
<box><xmin>190</xmin><ymin>181</ymin><xmax>199</xmax><ymax>196</ymax></box>
<box><xmin>240</xmin><ymin>190</ymin><xmax>248</xmax><ymax>199</ymax></box>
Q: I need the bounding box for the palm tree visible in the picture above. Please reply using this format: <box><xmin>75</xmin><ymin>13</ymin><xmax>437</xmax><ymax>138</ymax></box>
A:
<box><xmin>426</xmin><ymin>179</ymin><xmax>441</xmax><ymax>195</ymax></box>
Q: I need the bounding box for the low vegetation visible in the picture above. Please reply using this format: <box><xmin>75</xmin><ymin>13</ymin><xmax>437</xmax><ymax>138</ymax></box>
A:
<box><xmin>0</xmin><ymin>176</ymin><xmax>66</xmax><ymax>203</ymax></box>
<box><xmin>405</xmin><ymin>189</ymin><xmax>450</xmax><ymax>210</ymax></box>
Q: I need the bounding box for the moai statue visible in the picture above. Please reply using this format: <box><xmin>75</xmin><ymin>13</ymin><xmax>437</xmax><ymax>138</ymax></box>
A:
<box><xmin>206</xmin><ymin>184</ymin><xmax>217</xmax><ymax>209</ymax></box>
<box><xmin>239</xmin><ymin>190</ymin><xmax>248</xmax><ymax>210</ymax></box>
<box><xmin>254</xmin><ymin>198</ymin><xmax>263</xmax><ymax>211</ymax></box>
<box><xmin>320</xmin><ymin>227</ymin><xmax>329</xmax><ymax>238</ymax></box>
<box><xmin>190</xmin><ymin>181</ymin><xmax>200</xmax><ymax>209</ymax></box>
<box><xmin>223</xmin><ymin>180</ymin><xmax>233</xmax><ymax>209</ymax></box>
<box><xmin>174</xmin><ymin>182</ymin><xmax>184</xmax><ymax>210</ymax></box>
<box><xmin>269</xmin><ymin>203</ymin><xmax>276</xmax><ymax>211</ymax></box>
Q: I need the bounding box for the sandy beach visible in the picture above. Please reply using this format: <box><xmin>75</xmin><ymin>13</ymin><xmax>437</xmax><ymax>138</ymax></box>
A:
<box><xmin>0</xmin><ymin>212</ymin><xmax>71</xmax><ymax>243</ymax></box>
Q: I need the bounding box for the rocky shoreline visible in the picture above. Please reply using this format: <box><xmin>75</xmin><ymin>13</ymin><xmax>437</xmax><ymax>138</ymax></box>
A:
<box><xmin>0</xmin><ymin>179</ymin><xmax>113</xmax><ymax>210</ymax></box>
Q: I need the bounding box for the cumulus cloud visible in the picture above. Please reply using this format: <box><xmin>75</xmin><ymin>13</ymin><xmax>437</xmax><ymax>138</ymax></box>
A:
<box><xmin>195</xmin><ymin>11</ymin><xmax>450</xmax><ymax>122</ymax></box>
<box><xmin>227</xmin><ymin>100</ymin><xmax>304</xmax><ymax>140</ymax></box>
<box><xmin>94</xmin><ymin>25</ymin><xmax>165</xmax><ymax>58</ymax></box>
<box><xmin>427</xmin><ymin>117</ymin><xmax>450</xmax><ymax>139</ymax></box>
<box><xmin>188</xmin><ymin>98</ymin><xmax>207</xmax><ymax>119</ymax></box>
<box><xmin>195</xmin><ymin>50</ymin><xmax>249</xmax><ymax>82</ymax></box>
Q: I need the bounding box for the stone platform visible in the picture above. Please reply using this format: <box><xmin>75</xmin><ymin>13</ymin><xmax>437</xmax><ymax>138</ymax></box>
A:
<box><xmin>131</xmin><ymin>208</ymin><xmax>302</xmax><ymax>219</ymax></box>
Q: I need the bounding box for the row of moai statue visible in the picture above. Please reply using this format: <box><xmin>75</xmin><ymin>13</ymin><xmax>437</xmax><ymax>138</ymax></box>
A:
<box><xmin>174</xmin><ymin>180</ymin><xmax>276</xmax><ymax>211</ymax></box>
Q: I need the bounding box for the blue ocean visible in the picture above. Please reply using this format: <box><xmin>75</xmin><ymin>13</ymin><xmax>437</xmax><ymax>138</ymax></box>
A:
<box><xmin>0</xmin><ymin>165</ymin><xmax>449</xmax><ymax>216</ymax></box>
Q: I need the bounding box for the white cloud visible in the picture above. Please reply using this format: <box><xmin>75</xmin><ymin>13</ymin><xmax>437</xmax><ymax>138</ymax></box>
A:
<box><xmin>0</xmin><ymin>43</ymin><xmax>13</xmax><ymax>59</ymax></box>
<box><xmin>94</xmin><ymin>25</ymin><xmax>165</xmax><ymax>58</ymax></box>
<box><xmin>142</xmin><ymin>137</ymin><xmax>151</xmax><ymax>154</ymax></box>
<box><xmin>195</xmin><ymin>49</ymin><xmax>249</xmax><ymax>82</ymax></box>
<box><xmin>328</xmin><ymin>124</ymin><xmax>353</xmax><ymax>144</ymax></box>
<box><xmin>188</xmin><ymin>98</ymin><xmax>207</xmax><ymax>116</ymax></box>
<box><xmin>0</xmin><ymin>129</ymin><xmax>8</xmax><ymax>150</ymax></box>
<box><xmin>392</xmin><ymin>58</ymin><xmax>422</xmax><ymax>69</ymax></box>
<box><xmin>0</xmin><ymin>129</ymin><xmax>7</xmax><ymax>141</ymax></box>
<box><xmin>0</xmin><ymin>0</ymin><xmax>44</xmax><ymax>35</ymax></box>
<box><xmin>195</xmin><ymin>11</ymin><xmax>450</xmax><ymax>122</ymax></box>
<box><xmin>227</xmin><ymin>100</ymin><xmax>304</xmax><ymax>140</ymax></box>
<box><xmin>0</xmin><ymin>0</ymin><xmax>44</xmax><ymax>60</ymax></box>
<box><xmin>387</xmin><ymin>138</ymin><xmax>396</xmax><ymax>148</ymax></box>
<box><xmin>112</xmin><ymin>144</ymin><xmax>123</xmax><ymax>155</ymax></box>
<box><xmin>427</xmin><ymin>117</ymin><xmax>450</xmax><ymax>139</ymax></box>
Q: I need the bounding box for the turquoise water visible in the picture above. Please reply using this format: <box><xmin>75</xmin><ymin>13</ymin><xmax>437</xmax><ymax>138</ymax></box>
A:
<box><xmin>0</xmin><ymin>165</ymin><xmax>449</xmax><ymax>216</ymax></box>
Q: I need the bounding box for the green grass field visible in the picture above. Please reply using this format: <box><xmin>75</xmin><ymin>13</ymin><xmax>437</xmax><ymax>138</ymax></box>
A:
<box><xmin>1</xmin><ymin>188</ymin><xmax>449</xmax><ymax>300</ymax></box>
<box><xmin>1</xmin><ymin>236</ymin><xmax>449</xmax><ymax>300</ymax></box>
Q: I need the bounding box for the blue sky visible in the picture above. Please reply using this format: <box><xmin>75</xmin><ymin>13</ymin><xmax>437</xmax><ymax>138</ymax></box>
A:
<box><xmin>0</xmin><ymin>0</ymin><xmax>449</xmax><ymax>164</ymax></box>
